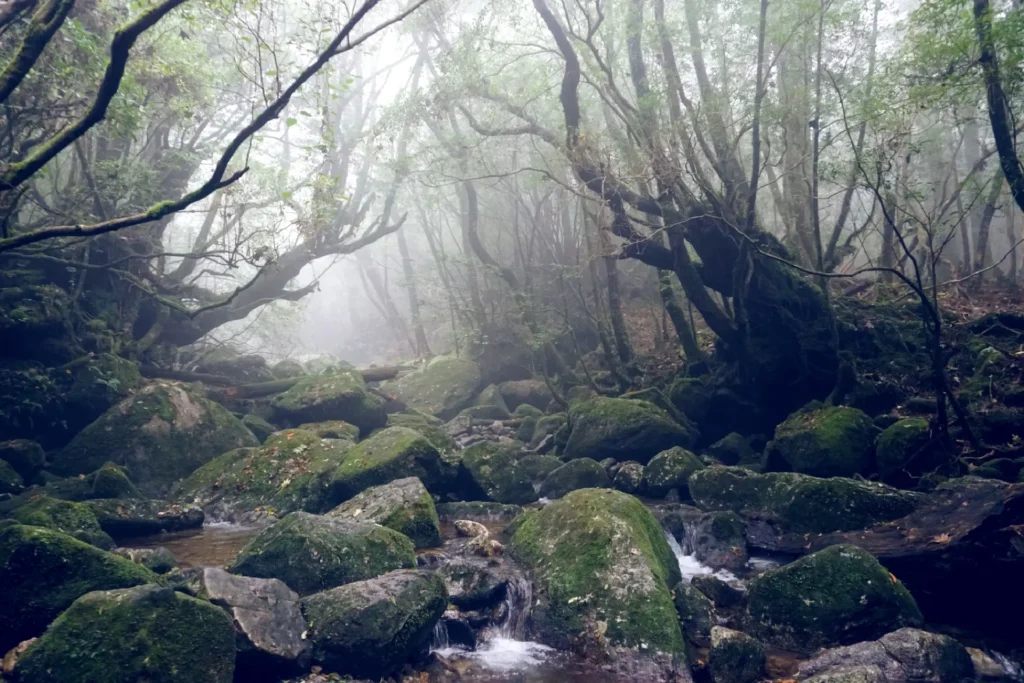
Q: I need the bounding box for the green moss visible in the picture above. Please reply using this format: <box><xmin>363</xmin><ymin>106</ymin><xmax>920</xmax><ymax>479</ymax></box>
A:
<box><xmin>509</xmin><ymin>488</ymin><xmax>685</xmax><ymax>654</ymax></box>
<box><xmin>459</xmin><ymin>442</ymin><xmax>537</xmax><ymax>504</ymax></box>
<box><xmin>385</xmin><ymin>412</ymin><xmax>458</xmax><ymax>453</ymax></box>
<box><xmin>516</xmin><ymin>415</ymin><xmax>538</xmax><ymax>442</ymax></box>
<box><xmin>875</xmin><ymin>417</ymin><xmax>936</xmax><ymax>484</ymax></box>
<box><xmin>296</xmin><ymin>419</ymin><xmax>359</xmax><ymax>440</ymax></box>
<box><xmin>673</xmin><ymin>582</ymin><xmax>714</xmax><ymax>646</ymax></box>
<box><xmin>64</xmin><ymin>354</ymin><xmax>142</xmax><ymax>433</ymax></box>
<box><xmin>229</xmin><ymin>512</ymin><xmax>416</xmax><ymax>595</ymax></box>
<box><xmin>642</xmin><ymin>447</ymin><xmax>705</xmax><ymax>498</ymax></box>
<box><xmin>0</xmin><ymin>524</ymin><xmax>156</xmax><ymax>652</ymax></box>
<box><xmin>41</xmin><ymin>462</ymin><xmax>142</xmax><ymax>501</ymax></box>
<box><xmin>708</xmin><ymin>627</ymin><xmax>766</xmax><ymax>683</ymax></box>
<box><xmin>768</xmin><ymin>406</ymin><xmax>879</xmax><ymax>477</ymax></box>
<box><xmin>329</xmin><ymin>426</ymin><xmax>451</xmax><ymax>504</ymax></box>
<box><xmin>272</xmin><ymin>369</ymin><xmax>386</xmax><ymax>433</ymax></box>
<box><xmin>518</xmin><ymin>454</ymin><xmax>563</xmax><ymax>484</ymax></box>
<box><xmin>11</xmin><ymin>496</ymin><xmax>114</xmax><ymax>549</ymax></box>
<box><xmin>381</xmin><ymin>356</ymin><xmax>482</xmax><ymax>419</ymax></box>
<box><xmin>746</xmin><ymin>544</ymin><xmax>922</xmax><ymax>651</ymax></box>
<box><xmin>327</xmin><ymin>477</ymin><xmax>442</xmax><ymax>549</ymax></box>
<box><xmin>564</xmin><ymin>398</ymin><xmax>696</xmax><ymax>463</ymax></box>
<box><xmin>0</xmin><ymin>438</ymin><xmax>45</xmax><ymax>479</ymax></box>
<box><xmin>241</xmin><ymin>413</ymin><xmax>277</xmax><ymax>442</ymax></box>
<box><xmin>14</xmin><ymin>585</ymin><xmax>235</xmax><ymax>683</ymax></box>
<box><xmin>83</xmin><ymin>498</ymin><xmax>204</xmax><ymax>537</ymax></box>
<box><xmin>538</xmin><ymin>458</ymin><xmax>611</xmax><ymax>499</ymax></box>
<box><xmin>0</xmin><ymin>458</ymin><xmax>23</xmax><ymax>494</ymax></box>
<box><xmin>513</xmin><ymin>404</ymin><xmax>545</xmax><ymax>419</ymax></box>
<box><xmin>531</xmin><ymin>413</ymin><xmax>567</xmax><ymax>448</ymax></box>
<box><xmin>272</xmin><ymin>359</ymin><xmax>307</xmax><ymax>379</ymax></box>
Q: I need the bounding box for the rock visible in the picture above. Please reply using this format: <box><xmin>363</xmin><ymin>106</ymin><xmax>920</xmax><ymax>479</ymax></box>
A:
<box><xmin>458</xmin><ymin>442</ymin><xmax>537</xmax><ymax>504</ymax></box>
<box><xmin>797</xmin><ymin>628</ymin><xmax>973</xmax><ymax>683</ymax></box>
<box><xmin>692</xmin><ymin>574</ymin><xmax>744</xmax><ymax>609</ymax></box>
<box><xmin>326</xmin><ymin>476</ymin><xmax>442</xmax><ymax>549</ymax></box>
<box><xmin>459</xmin><ymin>404</ymin><xmax>512</xmax><ymax>420</ymax></box>
<box><xmin>642</xmin><ymin>447</ymin><xmax>706</xmax><ymax>498</ymax></box>
<box><xmin>229</xmin><ymin>512</ymin><xmax>415</xmax><ymax>595</ymax></box>
<box><xmin>0</xmin><ymin>458</ymin><xmax>23</xmax><ymax>494</ymax></box>
<box><xmin>42</xmin><ymin>461</ymin><xmax>142</xmax><ymax>501</ymax></box>
<box><xmin>0</xmin><ymin>364</ymin><xmax>64</xmax><ymax>447</ymax></box>
<box><xmin>83</xmin><ymin>498</ymin><xmax>203</xmax><ymax>537</ymax></box>
<box><xmin>530</xmin><ymin>413</ymin><xmax>567</xmax><ymax>449</ymax></box>
<box><xmin>113</xmin><ymin>547</ymin><xmax>177</xmax><ymax>573</ymax></box>
<box><xmin>516</xmin><ymin>415</ymin><xmax>538</xmax><ymax>442</ymax></box>
<box><xmin>329</xmin><ymin>426</ymin><xmax>452</xmax><ymax>504</ymax></box>
<box><xmin>188</xmin><ymin>567</ymin><xmax>310</xmax><ymax>679</ymax></box>
<box><xmin>0</xmin><ymin>524</ymin><xmax>155</xmax><ymax>652</ymax></box>
<box><xmin>875</xmin><ymin>418</ymin><xmax>940</xmax><ymax>485</ymax></box>
<box><xmin>707</xmin><ymin>433</ymin><xmax>756</xmax><ymax>466</ymax></box>
<box><xmin>12</xmin><ymin>584</ymin><xmax>236</xmax><ymax>683</ymax></box>
<box><xmin>273</xmin><ymin>359</ymin><xmax>307</xmax><ymax>379</ymax></box>
<box><xmin>518</xmin><ymin>454</ymin><xmax>562</xmax><ymax>485</ymax></box>
<box><xmin>746</xmin><ymin>544</ymin><xmax>923</xmax><ymax>651</ymax></box>
<box><xmin>538</xmin><ymin>458</ymin><xmax>611</xmax><ymax>499</ymax></box>
<box><xmin>442</xmin><ymin>615</ymin><xmax>477</xmax><ymax>650</ymax></box>
<box><xmin>385</xmin><ymin>412</ymin><xmax>458</xmax><ymax>454</ymax></box>
<box><xmin>176</xmin><ymin>429</ymin><xmax>353</xmax><ymax>522</ymax></box>
<box><xmin>63</xmin><ymin>353</ymin><xmax>143</xmax><ymax>435</ymax></box>
<box><xmin>673</xmin><ymin>581</ymin><xmax>715</xmax><ymax>647</ymax></box>
<box><xmin>11</xmin><ymin>496</ymin><xmax>114</xmax><ymax>548</ymax></box>
<box><xmin>564</xmin><ymin>397</ymin><xmax>696</xmax><ymax>464</ymax></box>
<box><xmin>242</xmin><ymin>414</ymin><xmax>277</xmax><ymax>442</ymax></box>
<box><xmin>687</xmin><ymin>511</ymin><xmax>749</xmax><ymax>572</ymax></box>
<box><xmin>271</xmin><ymin>369</ymin><xmax>386</xmax><ymax>434</ymax></box>
<box><xmin>300</xmin><ymin>569</ymin><xmax>447</xmax><ymax>679</ymax></box>
<box><xmin>509</xmin><ymin>488</ymin><xmax>684</xmax><ymax>653</ymax></box>
<box><xmin>197</xmin><ymin>353</ymin><xmax>276</xmax><ymax>383</ymax></box>
<box><xmin>52</xmin><ymin>382</ymin><xmax>259</xmax><ymax>497</ymax></box>
<box><xmin>473</xmin><ymin>384</ymin><xmax>511</xmax><ymax>415</ymax></box>
<box><xmin>689</xmin><ymin>466</ymin><xmax>920</xmax><ymax>533</ymax></box>
<box><xmin>436</xmin><ymin>501</ymin><xmax>522</xmax><ymax>522</ymax></box>
<box><xmin>295</xmin><ymin>420</ymin><xmax>359</xmax><ymax>440</ymax></box>
<box><xmin>382</xmin><ymin>356</ymin><xmax>482</xmax><ymax>419</ymax></box>
<box><xmin>767</xmin><ymin>405</ymin><xmax>880</xmax><ymax>478</ymax></box>
<box><xmin>708</xmin><ymin>627</ymin><xmax>766</xmax><ymax>683</ymax></box>
<box><xmin>439</xmin><ymin>560</ymin><xmax>509</xmax><ymax>609</ymax></box>
<box><xmin>0</xmin><ymin>439</ymin><xmax>44</xmax><ymax>480</ymax></box>
<box><xmin>513</xmin><ymin>403</ymin><xmax>544</xmax><ymax>419</ymax></box>
<box><xmin>498</xmin><ymin>379</ymin><xmax>552</xmax><ymax>411</ymax></box>
<box><xmin>613</xmin><ymin>461</ymin><xmax>645</xmax><ymax>494</ymax></box>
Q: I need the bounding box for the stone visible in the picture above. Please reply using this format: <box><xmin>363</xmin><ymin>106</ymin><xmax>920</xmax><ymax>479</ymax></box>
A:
<box><xmin>498</xmin><ymin>379</ymin><xmax>552</xmax><ymax>411</ymax></box>
<box><xmin>197</xmin><ymin>353</ymin><xmax>276</xmax><ymax>383</ymax></box>
<box><xmin>538</xmin><ymin>458</ymin><xmax>611</xmax><ymax>499</ymax></box>
<box><xmin>642</xmin><ymin>447</ymin><xmax>706</xmax><ymax>498</ymax></box>
<box><xmin>382</xmin><ymin>356</ymin><xmax>482</xmax><ymax>419</ymax></box>
<box><xmin>708</xmin><ymin>627</ymin><xmax>766</xmax><ymax>683</ymax></box>
<box><xmin>0</xmin><ymin>458</ymin><xmax>23</xmax><ymax>494</ymax></box>
<box><xmin>706</xmin><ymin>433</ymin><xmax>756</xmax><ymax>466</ymax></box>
<box><xmin>42</xmin><ymin>461</ymin><xmax>142</xmax><ymax>501</ymax></box>
<box><xmin>436</xmin><ymin>501</ymin><xmax>523</xmax><ymax>522</ymax></box>
<box><xmin>229</xmin><ymin>512</ymin><xmax>416</xmax><ymax>595</ymax></box>
<box><xmin>13</xmin><ymin>585</ymin><xmax>235</xmax><ymax>683</ymax></box>
<box><xmin>242</xmin><ymin>414</ymin><xmax>277</xmax><ymax>442</ymax></box>
<box><xmin>458</xmin><ymin>442</ymin><xmax>537</xmax><ymax>504</ymax></box>
<box><xmin>673</xmin><ymin>582</ymin><xmax>715</xmax><ymax>647</ymax></box>
<box><xmin>613</xmin><ymin>461</ymin><xmax>645</xmax><ymax>494</ymax></box>
<box><xmin>530</xmin><ymin>413</ymin><xmax>567</xmax><ymax>449</ymax></box>
<box><xmin>0</xmin><ymin>439</ymin><xmax>45</xmax><ymax>480</ymax></box>
<box><xmin>875</xmin><ymin>418</ymin><xmax>941</xmax><ymax>485</ymax></box>
<box><xmin>271</xmin><ymin>369</ymin><xmax>386</xmax><ymax>433</ymax></box>
<box><xmin>295</xmin><ymin>420</ymin><xmax>360</xmax><ymax>440</ymax></box>
<box><xmin>517</xmin><ymin>454</ymin><xmax>563</xmax><ymax>485</ymax></box>
<box><xmin>439</xmin><ymin>560</ymin><xmax>509</xmax><ymax>610</ymax></box>
<box><xmin>687</xmin><ymin>511</ymin><xmax>749</xmax><ymax>572</ymax></box>
<box><xmin>766</xmin><ymin>405</ymin><xmax>880</xmax><ymax>478</ymax></box>
<box><xmin>564</xmin><ymin>397</ymin><xmax>696</xmax><ymax>464</ymax></box>
<box><xmin>326</xmin><ymin>476</ymin><xmax>442</xmax><ymax>549</ymax></box>
<box><xmin>112</xmin><ymin>547</ymin><xmax>177</xmax><ymax>573</ymax></box>
<box><xmin>83</xmin><ymin>498</ymin><xmax>203</xmax><ymax>537</ymax></box>
<box><xmin>692</xmin><ymin>574</ymin><xmax>744</xmax><ymax>609</ymax></box>
<box><xmin>300</xmin><ymin>569</ymin><xmax>447</xmax><ymax>679</ymax></box>
<box><xmin>513</xmin><ymin>404</ymin><xmax>544</xmax><ymax>419</ymax></box>
<box><xmin>329</xmin><ymin>426</ymin><xmax>452</xmax><ymax>504</ymax></box>
<box><xmin>385</xmin><ymin>412</ymin><xmax>459</xmax><ymax>454</ymax></box>
<box><xmin>62</xmin><ymin>353</ymin><xmax>143</xmax><ymax>435</ymax></box>
<box><xmin>11</xmin><ymin>496</ymin><xmax>114</xmax><ymax>549</ymax></box>
<box><xmin>272</xmin><ymin>359</ymin><xmax>307</xmax><ymax>379</ymax></box>
<box><xmin>746</xmin><ymin>544</ymin><xmax>923</xmax><ymax>652</ymax></box>
<box><xmin>472</xmin><ymin>384</ymin><xmax>511</xmax><ymax>416</ymax></box>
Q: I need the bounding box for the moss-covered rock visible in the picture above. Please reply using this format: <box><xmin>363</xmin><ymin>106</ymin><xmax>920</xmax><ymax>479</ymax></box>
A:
<box><xmin>176</xmin><ymin>430</ymin><xmax>353</xmax><ymax>522</ymax></box>
<box><xmin>0</xmin><ymin>438</ymin><xmax>45</xmax><ymax>480</ymax></box>
<box><xmin>11</xmin><ymin>496</ymin><xmax>114</xmax><ymax>549</ymax></box>
<box><xmin>0</xmin><ymin>285</ymin><xmax>74</xmax><ymax>363</ymax></box>
<box><xmin>612</xmin><ymin>460</ymin><xmax>645</xmax><ymax>494</ymax></box>
<box><xmin>708</xmin><ymin>627</ymin><xmax>766</xmax><ymax>683</ymax></box>
<box><xmin>538</xmin><ymin>458</ymin><xmax>611</xmax><ymax>499</ymax></box>
<box><xmin>499</xmin><ymin>379</ymin><xmax>552</xmax><ymax>411</ymax></box>
<box><xmin>0</xmin><ymin>457</ymin><xmax>24</xmax><ymax>494</ymax></box>
<box><xmin>642</xmin><ymin>447</ymin><xmax>706</xmax><ymax>498</ymax></box>
<box><xmin>83</xmin><ymin>498</ymin><xmax>204</xmax><ymax>537</ymax></box>
<box><xmin>706</xmin><ymin>433</ymin><xmax>756</xmax><ymax>466</ymax></box>
<box><xmin>326</xmin><ymin>477</ymin><xmax>441</xmax><ymax>549</ymax></box>
<box><xmin>113</xmin><ymin>547</ymin><xmax>177</xmax><ymax>574</ymax></box>
<box><xmin>439</xmin><ymin>560</ymin><xmax>508</xmax><ymax>609</ymax></box>
<box><xmin>875</xmin><ymin>417</ymin><xmax>940</xmax><ymax>485</ymax></box>
<box><xmin>513</xmin><ymin>404</ymin><xmax>545</xmax><ymax>419</ymax></box>
<box><xmin>64</xmin><ymin>353</ymin><xmax>143</xmax><ymax>435</ymax></box>
<box><xmin>673</xmin><ymin>582</ymin><xmax>715</xmax><ymax>647</ymax></box>
<box><xmin>300</xmin><ymin>569</ymin><xmax>447</xmax><ymax>679</ymax></box>
<box><xmin>0</xmin><ymin>365</ymin><xmax>64</xmax><ymax>446</ymax></box>
<box><xmin>689</xmin><ymin>466</ymin><xmax>920</xmax><ymax>533</ymax></box>
<box><xmin>509</xmin><ymin>488</ymin><xmax>684</xmax><ymax>654</ymax></box>
<box><xmin>242</xmin><ymin>414</ymin><xmax>277</xmax><ymax>443</ymax></box>
<box><xmin>564</xmin><ymin>398</ymin><xmax>696</xmax><ymax>464</ymax></box>
<box><xmin>518</xmin><ymin>454</ymin><xmax>563</xmax><ymax>485</ymax></box>
<box><xmin>385</xmin><ymin>412</ymin><xmax>458</xmax><ymax>454</ymax></box>
<box><xmin>41</xmin><ymin>462</ymin><xmax>142</xmax><ymax>502</ymax></box>
<box><xmin>473</xmin><ymin>383</ymin><xmax>511</xmax><ymax>415</ymax></box>
<box><xmin>459</xmin><ymin>404</ymin><xmax>512</xmax><ymax>420</ymax></box>
<box><xmin>516</xmin><ymin>415</ymin><xmax>538</xmax><ymax>442</ymax></box>
<box><xmin>458</xmin><ymin>442</ymin><xmax>537</xmax><ymax>504</ymax></box>
<box><xmin>13</xmin><ymin>584</ymin><xmax>235</xmax><ymax>683</ymax></box>
<box><xmin>530</xmin><ymin>413</ymin><xmax>567</xmax><ymax>449</ymax></box>
<box><xmin>328</xmin><ymin>426</ymin><xmax>451</xmax><ymax>504</ymax></box>
<box><xmin>271</xmin><ymin>369</ymin><xmax>386</xmax><ymax>434</ymax></box>
<box><xmin>382</xmin><ymin>356</ymin><xmax>482</xmax><ymax>419</ymax></box>
<box><xmin>296</xmin><ymin>420</ymin><xmax>360</xmax><ymax>440</ymax></box>
<box><xmin>229</xmin><ymin>512</ymin><xmax>415</xmax><ymax>595</ymax></box>
<box><xmin>746</xmin><ymin>544</ymin><xmax>923</xmax><ymax>651</ymax></box>
<box><xmin>767</xmin><ymin>406</ymin><xmax>880</xmax><ymax>478</ymax></box>
<box><xmin>0</xmin><ymin>524</ymin><xmax>156</xmax><ymax>651</ymax></box>
<box><xmin>52</xmin><ymin>382</ymin><xmax>259</xmax><ymax>497</ymax></box>
<box><xmin>272</xmin><ymin>359</ymin><xmax>307</xmax><ymax>379</ymax></box>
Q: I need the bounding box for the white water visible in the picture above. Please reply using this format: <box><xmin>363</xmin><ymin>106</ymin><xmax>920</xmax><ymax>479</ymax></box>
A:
<box><xmin>664</xmin><ymin>530</ymin><xmax>744</xmax><ymax>587</ymax></box>
<box><xmin>992</xmin><ymin>652</ymin><xmax>1024</xmax><ymax>680</ymax></box>
<box><xmin>434</xmin><ymin>638</ymin><xmax>555</xmax><ymax>673</ymax></box>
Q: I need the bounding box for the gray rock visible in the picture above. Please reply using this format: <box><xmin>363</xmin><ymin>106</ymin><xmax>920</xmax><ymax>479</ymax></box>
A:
<box><xmin>709</xmin><ymin>627</ymin><xmax>766</xmax><ymax>683</ymax></box>
<box><xmin>327</xmin><ymin>476</ymin><xmax>441</xmax><ymax>549</ymax></box>
<box><xmin>798</xmin><ymin>628</ymin><xmax>973</xmax><ymax>683</ymax></box>
<box><xmin>613</xmin><ymin>461</ymin><xmax>645</xmax><ymax>494</ymax></box>
<box><xmin>673</xmin><ymin>582</ymin><xmax>715</xmax><ymax>647</ymax></box>
<box><xmin>439</xmin><ymin>560</ymin><xmax>509</xmax><ymax>610</ymax></box>
<box><xmin>538</xmin><ymin>458</ymin><xmax>611</xmax><ymax>499</ymax></box>
<box><xmin>112</xmin><ymin>546</ymin><xmax>177</xmax><ymax>573</ymax></box>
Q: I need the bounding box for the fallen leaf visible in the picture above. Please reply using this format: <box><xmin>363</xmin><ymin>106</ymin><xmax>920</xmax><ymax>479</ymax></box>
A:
<box><xmin>933</xmin><ymin>533</ymin><xmax>951</xmax><ymax>543</ymax></box>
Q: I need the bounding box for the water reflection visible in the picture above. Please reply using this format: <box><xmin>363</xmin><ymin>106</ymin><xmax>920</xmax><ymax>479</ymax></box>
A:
<box><xmin>121</xmin><ymin>522</ymin><xmax>258</xmax><ymax>567</ymax></box>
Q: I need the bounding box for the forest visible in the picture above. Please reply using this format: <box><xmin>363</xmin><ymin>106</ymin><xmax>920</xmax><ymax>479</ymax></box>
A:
<box><xmin>1</xmin><ymin>0</ymin><xmax>1024</xmax><ymax>681</ymax></box>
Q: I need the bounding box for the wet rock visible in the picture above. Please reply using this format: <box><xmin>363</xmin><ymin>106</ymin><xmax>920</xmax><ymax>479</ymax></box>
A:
<box><xmin>797</xmin><ymin>628</ymin><xmax>973</xmax><ymax>683</ymax></box>
<box><xmin>565</xmin><ymin>397</ymin><xmax>697</xmax><ymax>464</ymax></box>
<box><xmin>0</xmin><ymin>439</ymin><xmax>44</xmax><ymax>481</ymax></box>
<box><xmin>746</xmin><ymin>544</ymin><xmax>923</xmax><ymax>652</ymax></box>
<box><xmin>329</xmin><ymin>426</ymin><xmax>452</xmax><ymax>504</ymax></box>
<box><xmin>52</xmin><ymin>382</ymin><xmax>259</xmax><ymax>497</ymax></box>
<box><xmin>709</xmin><ymin>627</ymin><xmax>766</xmax><ymax>683</ymax></box>
<box><xmin>12</xmin><ymin>584</ymin><xmax>235</xmax><ymax>683</ymax></box>
<box><xmin>642</xmin><ymin>447</ymin><xmax>706</xmax><ymax>498</ymax></box>
<box><xmin>112</xmin><ymin>546</ymin><xmax>177</xmax><ymax>573</ymax></box>
<box><xmin>509</xmin><ymin>488</ymin><xmax>684</xmax><ymax>654</ymax></box>
<box><xmin>442</xmin><ymin>614</ymin><xmax>477</xmax><ymax>650</ymax></box>
<box><xmin>0</xmin><ymin>524</ymin><xmax>155</xmax><ymax>652</ymax></box>
<box><xmin>439</xmin><ymin>560</ymin><xmax>508</xmax><ymax>609</ymax></box>
<box><xmin>436</xmin><ymin>501</ymin><xmax>522</xmax><ymax>522</ymax></box>
<box><xmin>692</xmin><ymin>574</ymin><xmax>744</xmax><ymax>609</ymax></box>
<box><xmin>613</xmin><ymin>460</ymin><xmax>645</xmax><ymax>494</ymax></box>
<box><xmin>686</xmin><ymin>510</ymin><xmax>749</xmax><ymax>572</ymax></box>
<box><xmin>300</xmin><ymin>569</ymin><xmax>447</xmax><ymax>679</ymax></box>
<box><xmin>766</xmin><ymin>405</ymin><xmax>879</xmax><ymax>478</ymax></box>
<box><xmin>327</xmin><ymin>476</ymin><xmax>442</xmax><ymax>549</ymax></box>
<box><xmin>242</xmin><ymin>414</ymin><xmax>277</xmax><ymax>442</ymax></box>
<box><xmin>706</xmin><ymin>433</ymin><xmax>757</xmax><ymax>466</ymax></box>
<box><xmin>83</xmin><ymin>498</ymin><xmax>203</xmax><ymax>537</ymax></box>
<box><xmin>689</xmin><ymin>466</ymin><xmax>920</xmax><ymax>533</ymax></box>
<box><xmin>458</xmin><ymin>442</ymin><xmax>537</xmax><ymax>504</ymax></box>
<box><xmin>673</xmin><ymin>581</ymin><xmax>715</xmax><ymax>647</ymax></box>
<box><xmin>11</xmin><ymin>496</ymin><xmax>114</xmax><ymax>548</ymax></box>
<box><xmin>518</xmin><ymin>453</ymin><xmax>563</xmax><ymax>485</ymax></box>
<box><xmin>498</xmin><ymin>379</ymin><xmax>552</xmax><ymax>411</ymax></box>
<box><xmin>875</xmin><ymin>418</ymin><xmax>941</xmax><ymax>485</ymax></box>
<box><xmin>538</xmin><ymin>458</ymin><xmax>611</xmax><ymax>499</ymax></box>
<box><xmin>382</xmin><ymin>356</ymin><xmax>482</xmax><ymax>420</ymax></box>
<box><xmin>229</xmin><ymin>512</ymin><xmax>415</xmax><ymax>595</ymax></box>
<box><xmin>271</xmin><ymin>369</ymin><xmax>386</xmax><ymax>433</ymax></box>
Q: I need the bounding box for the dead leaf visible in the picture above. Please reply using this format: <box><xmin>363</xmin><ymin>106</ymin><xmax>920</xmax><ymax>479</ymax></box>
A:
<box><xmin>933</xmin><ymin>533</ymin><xmax>951</xmax><ymax>543</ymax></box>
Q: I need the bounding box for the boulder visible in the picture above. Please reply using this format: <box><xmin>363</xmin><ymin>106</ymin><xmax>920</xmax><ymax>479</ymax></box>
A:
<box><xmin>229</xmin><ymin>512</ymin><xmax>415</xmax><ymax>595</ymax></box>
<box><xmin>0</xmin><ymin>524</ymin><xmax>155</xmax><ymax>652</ymax></box>
<box><xmin>517</xmin><ymin>454</ymin><xmax>563</xmax><ymax>485</ymax></box>
<box><xmin>439</xmin><ymin>560</ymin><xmax>509</xmax><ymax>610</ymax></box>
<box><xmin>513</xmin><ymin>403</ymin><xmax>544</xmax><ymax>419</ymax></box>
<box><xmin>300</xmin><ymin>569</ymin><xmax>447</xmax><ymax>679</ymax></box>
<box><xmin>692</xmin><ymin>574</ymin><xmax>745</xmax><ymax>609</ymax></box>
<box><xmin>385</xmin><ymin>412</ymin><xmax>458</xmax><ymax>454</ymax></box>
<box><xmin>0</xmin><ymin>439</ymin><xmax>45</xmax><ymax>480</ymax></box>
<box><xmin>327</xmin><ymin>477</ymin><xmax>442</xmax><ymax>549</ymax></box>
<box><xmin>62</xmin><ymin>353</ymin><xmax>143</xmax><ymax>435</ymax></box>
<box><xmin>515</xmin><ymin>415</ymin><xmax>538</xmax><ymax>442</ymax></box>
<box><xmin>498</xmin><ymin>379</ymin><xmax>552</xmax><ymax>411</ymax></box>
<box><xmin>673</xmin><ymin>581</ymin><xmax>715</xmax><ymax>647</ymax></box>
<box><xmin>0</xmin><ymin>364</ymin><xmax>64</xmax><ymax>447</ymax></box>
<box><xmin>52</xmin><ymin>382</ymin><xmax>259</xmax><ymax>497</ymax></box>
<box><xmin>42</xmin><ymin>461</ymin><xmax>142</xmax><ymax>501</ymax></box>
<box><xmin>458</xmin><ymin>442</ymin><xmax>537</xmax><ymax>504</ymax></box>
<box><xmin>272</xmin><ymin>359</ymin><xmax>307</xmax><ymax>379</ymax></box>
<box><xmin>509</xmin><ymin>488</ymin><xmax>684</xmax><ymax>653</ymax></box>
<box><xmin>328</xmin><ymin>426</ymin><xmax>452</xmax><ymax>504</ymax></box>
<box><xmin>564</xmin><ymin>398</ymin><xmax>696</xmax><ymax>464</ymax></box>
<box><xmin>708</xmin><ymin>627</ymin><xmax>766</xmax><ymax>683</ymax></box>
<box><xmin>706</xmin><ymin>433</ymin><xmax>757</xmax><ymax>466</ymax></box>
<box><xmin>11</xmin><ymin>496</ymin><xmax>114</xmax><ymax>549</ymax></box>
<box><xmin>538</xmin><ymin>458</ymin><xmax>611</xmax><ymax>499</ymax></box>
<box><xmin>113</xmin><ymin>547</ymin><xmax>177</xmax><ymax>573</ymax></box>
<box><xmin>746</xmin><ymin>544</ymin><xmax>923</xmax><ymax>651</ymax></box>
<box><xmin>875</xmin><ymin>418</ymin><xmax>940</xmax><ymax>485</ymax></box>
<box><xmin>766</xmin><ymin>405</ymin><xmax>879</xmax><ymax>478</ymax></box>
<box><xmin>689</xmin><ymin>466</ymin><xmax>920</xmax><ymax>534</ymax></box>
<box><xmin>83</xmin><ymin>498</ymin><xmax>203</xmax><ymax>537</ymax></box>
<box><xmin>296</xmin><ymin>420</ymin><xmax>360</xmax><ymax>440</ymax></box>
<box><xmin>0</xmin><ymin>458</ymin><xmax>23</xmax><ymax>494</ymax></box>
<box><xmin>13</xmin><ymin>585</ymin><xmax>236</xmax><ymax>683</ymax></box>
<box><xmin>176</xmin><ymin>430</ymin><xmax>353</xmax><ymax>522</ymax></box>
<box><xmin>613</xmin><ymin>460</ymin><xmax>645</xmax><ymax>494</ymax></box>
<box><xmin>242</xmin><ymin>414</ymin><xmax>277</xmax><ymax>442</ymax></box>
<box><xmin>530</xmin><ymin>413</ymin><xmax>567</xmax><ymax>449</ymax></box>
<box><xmin>642</xmin><ymin>447</ymin><xmax>706</xmax><ymax>498</ymax></box>
<box><xmin>197</xmin><ymin>353</ymin><xmax>276</xmax><ymax>383</ymax></box>
<box><xmin>382</xmin><ymin>356</ymin><xmax>481</xmax><ymax>419</ymax></box>
<box><xmin>472</xmin><ymin>384</ymin><xmax>511</xmax><ymax>415</ymax></box>
<box><xmin>271</xmin><ymin>369</ymin><xmax>386</xmax><ymax>433</ymax></box>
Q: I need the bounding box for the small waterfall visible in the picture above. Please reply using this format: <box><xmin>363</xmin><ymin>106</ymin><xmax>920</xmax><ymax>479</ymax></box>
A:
<box><xmin>497</xmin><ymin>574</ymin><xmax>532</xmax><ymax>640</ymax></box>
<box><xmin>664</xmin><ymin>529</ymin><xmax>743</xmax><ymax>587</ymax></box>
<box><xmin>430</xmin><ymin>619</ymin><xmax>450</xmax><ymax>650</ymax></box>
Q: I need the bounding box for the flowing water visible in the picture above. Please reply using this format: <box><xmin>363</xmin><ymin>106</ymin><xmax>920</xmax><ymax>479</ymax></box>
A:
<box><xmin>121</xmin><ymin>522</ymin><xmax>258</xmax><ymax>567</ymax></box>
